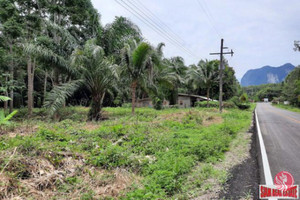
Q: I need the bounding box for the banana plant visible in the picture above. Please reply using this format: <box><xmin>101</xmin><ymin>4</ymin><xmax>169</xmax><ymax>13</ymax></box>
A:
<box><xmin>0</xmin><ymin>96</ymin><xmax>17</xmax><ymax>125</ymax></box>
<box><xmin>0</xmin><ymin>110</ymin><xmax>18</xmax><ymax>125</ymax></box>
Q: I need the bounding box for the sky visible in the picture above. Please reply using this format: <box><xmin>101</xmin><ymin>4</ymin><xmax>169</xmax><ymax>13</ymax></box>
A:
<box><xmin>91</xmin><ymin>0</ymin><xmax>300</xmax><ymax>80</ymax></box>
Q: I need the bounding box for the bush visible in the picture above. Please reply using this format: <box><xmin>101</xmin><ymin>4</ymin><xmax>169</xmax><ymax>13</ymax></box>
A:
<box><xmin>240</xmin><ymin>93</ymin><xmax>248</xmax><ymax>103</ymax></box>
<box><xmin>229</xmin><ymin>96</ymin><xmax>250</xmax><ymax>110</ymax></box>
<box><xmin>223</xmin><ymin>101</ymin><xmax>237</xmax><ymax>108</ymax></box>
<box><xmin>195</xmin><ymin>101</ymin><xmax>218</xmax><ymax>108</ymax></box>
<box><xmin>195</xmin><ymin>101</ymin><xmax>237</xmax><ymax>109</ymax></box>
<box><xmin>90</xmin><ymin>145</ymin><xmax>130</xmax><ymax>169</ymax></box>
<box><xmin>122</xmin><ymin>103</ymin><xmax>132</xmax><ymax>108</ymax></box>
<box><xmin>152</xmin><ymin>97</ymin><xmax>163</xmax><ymax>110</ymax></box>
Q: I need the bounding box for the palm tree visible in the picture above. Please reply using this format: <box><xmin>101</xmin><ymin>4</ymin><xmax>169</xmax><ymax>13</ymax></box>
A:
<box><xmin>188</xmin><ymin>60</ymin><xmax>219</xmax><ymax>107</ymax></box>
<box><xmin>121</xmin><ymin>41</ymin><xmax>153</xmax><ymax>114</ymax></box>
<box><xmin>166</xmin><ymin>56</ymin><xmax>187</xmax><ymax>104</ymax></box>
<box><xmin>44</xmin><ymin>39</ymin><xmax>118</xmax><ymax>121</ymax></box>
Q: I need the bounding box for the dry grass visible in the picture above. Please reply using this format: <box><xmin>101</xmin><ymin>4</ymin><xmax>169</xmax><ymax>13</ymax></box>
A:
<box><xmin>0</xmin><ymin>150</ymin><xmax>137</xmax><ymax>199</ymax></box>
<box><xmin>159</xmin><ymin>110</ymin><xmax>223</xmax><ymax>127</ymax></box>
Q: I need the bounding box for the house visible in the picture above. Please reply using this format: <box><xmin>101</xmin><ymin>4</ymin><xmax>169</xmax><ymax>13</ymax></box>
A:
<box><xmin>136</xmin><ymin>93</ymin><xmax>214</xmax><ymax>108</ymax></box>
<box><xmin>136</xmin><ymin>98</ymin><xmax>169</xmax><ymax>108</ymax></box>
<box><xmin>177</xmin><ymin>93</ymin><xmax>214</xmax><ymax>108</ymax></box>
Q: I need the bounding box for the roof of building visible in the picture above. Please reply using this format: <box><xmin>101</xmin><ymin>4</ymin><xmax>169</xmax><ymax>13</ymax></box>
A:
<box><xmin>178</xmin><ymin>93</ymin><xmax>214</xmax><ymax>101</ymax></box>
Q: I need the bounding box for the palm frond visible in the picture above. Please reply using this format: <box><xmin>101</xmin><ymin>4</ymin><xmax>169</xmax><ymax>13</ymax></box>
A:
<box><xmin>132</xmin><ymin>42</ymin><xmax>152</xmax><ymax>76</ymax></box>
<box><xmin>23</xmin><ymin>43</ymin><xmax>76</xmax><ymax>75</ymax></box>
<box><xmin>45</xmin><ymin>21</ymin><xmax>78</xmax><ymax>47</ymax></box>
<box><xmin>44</xmin><ymin>80</ymin><xmax>83</xmax><ymax>116</ymax></box>
<box><xmin>0</xmin><ymin>95</ymin><xmax>11</xmax><ymax>102</ymax></box>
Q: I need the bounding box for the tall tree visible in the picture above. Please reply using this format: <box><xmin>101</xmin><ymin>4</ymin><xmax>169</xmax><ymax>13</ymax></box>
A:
<box><xmin>99</xmin><ymin>16</ymin><xmax>142</xmax><ymax>57</ymax></box>
<box><xmin>121</xmin><ymin>41</ymin><xmax>153</xmax><ymax>114</ymax></box>
<box><xmin>0</xmin><ymin>0</ymin><xmax>23</xmax><ymax>113</ymax></box>
<box><xmin>165</xmin><ymin>56</ymin><xmax>187</xmax><ymax>104</ymax></box>
<box><xmin>283</xmin><ymin>66</ymin><xmax>300</xmax><ymax>107</ymax></box>
<box><xmin>188</xmin><ymin>60</ymin><xmax>219</xmax><ymax>107</ymax></box>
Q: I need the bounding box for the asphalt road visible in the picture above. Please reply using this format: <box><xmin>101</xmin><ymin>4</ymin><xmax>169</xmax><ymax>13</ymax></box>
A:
<box><xmin>256</xmin><ymin>103</ymin><xmax>300</xmax><ymax>185</ymax></box>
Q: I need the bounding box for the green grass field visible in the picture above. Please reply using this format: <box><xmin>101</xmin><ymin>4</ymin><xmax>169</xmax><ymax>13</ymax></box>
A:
<box><xmin>273</xmin><ymin>104</ymin><xmax>300</xmax><ymax>113</ymax></box>
<box><xmin>0</xmin><ymin>106</ymin><xmax>255</xmax><ymax>199</ymax></box>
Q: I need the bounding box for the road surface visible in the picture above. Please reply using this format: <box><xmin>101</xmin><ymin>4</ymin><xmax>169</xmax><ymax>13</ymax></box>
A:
<box><xmin>256</xmin><ymin>103</ymin><xmax>300</xmax><ymax>185</ymax></box>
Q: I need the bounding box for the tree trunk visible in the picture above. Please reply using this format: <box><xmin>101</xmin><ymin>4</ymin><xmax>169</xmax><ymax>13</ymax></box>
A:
<box><xmin>206</xmin><ymin>88</ymin><xmax>210</xmax><ymax>108</ymax></box>
<box><xmin>4</xmin><ymin>92</ymin><xmax>8</xmax><ymax>113</ymax></box>
<box><xmin>9</xmin><ymin>43</ymin><xmax>14</xmax><ymax>113</ymax></box>
<box><xmin>27</xmin><ymin>57</ymin><xmax>35</xmax><ymax>117</ymax></box>
<box><xmin>4</xmin><ymin>76</ymin><xmax>8</xmax><ymax>112</ymax></box>
<box><xmin>88</xmin><ymin>93</ymin><xmax>105</xmax><ymax>121</ymax></box>
<box><xmin>131</xmin><ymin>80</ymin><xmax>137</xmax><ymax>115</ymax></box>
<box><xmin>43</xmin><ymin>70</ymin><xmax>47</xmax><ymax>105</ymax></box>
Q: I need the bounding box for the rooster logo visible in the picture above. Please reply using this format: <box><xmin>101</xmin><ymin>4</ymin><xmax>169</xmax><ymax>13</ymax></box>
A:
<box><xmin>274</xmin><ymin>171</ymin><xmax>294</xmax><ymax>191</ymax></box>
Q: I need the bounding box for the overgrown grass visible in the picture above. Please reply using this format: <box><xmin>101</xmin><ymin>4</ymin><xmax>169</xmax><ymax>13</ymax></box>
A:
<box><xmin>0</xmin><ymin>105</ymin><xmax>255</xmax><ymax>199</ymax></box>
<box><xmin>273</xmin><ymin>104</ymin><xmax>300</xmax><ymax>113</ymax></box>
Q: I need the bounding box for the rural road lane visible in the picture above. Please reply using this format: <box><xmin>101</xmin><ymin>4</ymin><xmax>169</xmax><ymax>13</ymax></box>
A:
<box><xmin>256</xmin><ymin>102</ymin><xmax>300</xmax><ymax>185</ymax></box>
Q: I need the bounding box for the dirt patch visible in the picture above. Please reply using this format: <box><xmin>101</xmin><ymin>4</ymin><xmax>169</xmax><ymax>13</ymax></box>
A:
<box><xmin>218</xmin><ymin>116</ymin><xmax>259</xmax><ymax>200</ymax></box>
<box><xmin>202</xmin><ymin>115</ymin><xmax>223</xmax><ymax>127</ymax></box>
<box><xmin>159</xmin><ymin>111</ymin><xmax>187</xmax><ymax>122</ymax></box>
<box><xmin>159</xmin><ymin>110</ymin><xmax>223</xmax><ymax>126</ymax></box>
<box><xmin>82</xmin><ymin>122</ymin><xmax>101</xmax><ymax>131</ymax></box>
<box><xmin>4</xmin><ymin>125</ymin><xmax>38</xmax><ymax>138</ymax></box>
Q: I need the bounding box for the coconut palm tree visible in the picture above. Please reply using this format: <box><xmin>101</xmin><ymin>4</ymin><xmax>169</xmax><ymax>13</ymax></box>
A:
<box><xmin>44</xmin><ymin>39</ymin><xmax>118</xmax><ymax>121</ymax></box>
<box><xmin>188</xmin><ymin>60</ymin><xmax>219</xmax><ymax>107</ymax></box>
<box><xmin>121</xmin><ymin>41</ymin><xmax>153</xmax><ymax>114</ymax></box>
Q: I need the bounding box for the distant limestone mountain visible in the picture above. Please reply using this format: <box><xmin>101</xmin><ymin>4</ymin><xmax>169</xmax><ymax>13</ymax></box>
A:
<box><xmin>241</xmin><ymin>63</ymin><xmax>295</xmax><ymax>86</ymax></box>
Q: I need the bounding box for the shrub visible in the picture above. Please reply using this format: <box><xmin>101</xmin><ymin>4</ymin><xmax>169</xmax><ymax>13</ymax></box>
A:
<box><xmin>195</xmin><ymin>101</ymin><xmax>218</xmax><ymax>108</ymax></box>
<box><xmin>122</xmin><ymin>103</ymin><xmax>132</xmax><ymax>108</ymax></box>
<box><xmin>229</xmin><ymin>96</ymin><xmax>250</xmax><ymax>110</ymax></box>
<box><xmin>90</xmin><ymin>145</ymin><xmax>130</xmax><ymax>169</ymax></box>
<box><xmin>37</xmin><ymin>129</ymin><xmax>68</xmax><ymax>142</ymax></box>
<box><xmin>240</xmin><ymin>93</ymin><xmax>248</xmax><ymax>103</ymax></box>
<box><xmin>223</xmin><ymin>101</ymin><xmax>236</xmax><ymax>108</ymax></box>
<box><xmin>152</xmin><ymin>97</ymin><xmax>163</xmax><ymax>110</ymax></box>
<box><xmin>195</xmin><ymin>101</ymin><xmax>237</xmax><ymax>109</ymax></box>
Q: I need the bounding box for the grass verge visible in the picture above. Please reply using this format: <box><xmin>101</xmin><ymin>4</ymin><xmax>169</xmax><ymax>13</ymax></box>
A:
<box><xmin>273</xmin><ymin>104</ymin><xmax>300</xmax><ymax>113</ymax></box>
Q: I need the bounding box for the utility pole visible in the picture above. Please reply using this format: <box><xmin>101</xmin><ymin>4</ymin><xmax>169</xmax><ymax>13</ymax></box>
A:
<box><xmin>210</xmin><ymin>39</ymin><xmax>234</xmax><ymax>113</ymax></box>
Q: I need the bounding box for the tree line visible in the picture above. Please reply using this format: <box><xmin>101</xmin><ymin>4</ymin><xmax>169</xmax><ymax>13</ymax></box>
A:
<box><xmin>243</xmin><ymin>66</ymin><xmax>300</xmax><ymax>107</ymax></box>
<box><xmin>0</xmin><ymin>0</ymin><xmax>240</xmax><ymax>121</ymax></box>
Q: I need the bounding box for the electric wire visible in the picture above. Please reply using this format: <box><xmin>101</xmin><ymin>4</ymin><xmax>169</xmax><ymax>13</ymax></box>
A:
<box><xmin>195</xmin><ymin>0</ymin><xmax>221</xmax><ymax>38</ymax></box>
<box><xmin>115</xmin><ymin>0</ymin><xmax>198</xmax><ymax>59</ymax></box>
<box><xmin>129</xmin><ymin>0</ymin><xmax>185</xmax><ymax>44</ymax></box>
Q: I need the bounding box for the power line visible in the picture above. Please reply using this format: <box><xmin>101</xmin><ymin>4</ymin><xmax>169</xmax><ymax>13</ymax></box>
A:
<box><xmin>129</xmin><ymin>0</ymin><xmax>185</xmax><ymax>44</ymax></box>
<box><xmin>202</xmin><ymin>0</ymin><xmax>219</xmax><ymax>30</ymax></box>
<box><xmin>117</xmin><ymin>0</ymin><xmax>197</xmax><ymax>58</ymax></box>
<box><xmin>115</xmin><ymin>0</ymin><xmax>198</xmax><ymax>59</ymax></box>
<box><xmin>195</xmin><ymin>0</ymin><xmax>221</xmax><ymax>38</ymax></box>
<box><xmin>125</xmin><ymin>0</ymin><xmax>185</xmax><ymax>47</ymax></box>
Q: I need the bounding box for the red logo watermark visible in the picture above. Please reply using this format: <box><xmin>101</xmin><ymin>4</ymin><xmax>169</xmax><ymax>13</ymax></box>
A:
<box><xmin>274</xmin><ymin>171</ymin><xmax>295</xmax><ymax>191</ymax></box>
<box><xmin>260</xmin><ymin>171</ymin><xmax>299</xmax><ymax>199</ymax></box>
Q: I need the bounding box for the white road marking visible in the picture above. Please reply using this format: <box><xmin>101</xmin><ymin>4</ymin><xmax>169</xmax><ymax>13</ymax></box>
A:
<box><xmin>255</xmin><ymin>109</ymin><xmax>277</xmax><ymax>200</ymax></box>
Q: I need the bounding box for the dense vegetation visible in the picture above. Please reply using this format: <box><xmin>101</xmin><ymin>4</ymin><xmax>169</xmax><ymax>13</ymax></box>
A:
<box><xmin>0</xmin><ymin>0</ymin><xmax>242</xmax><ymax>121</ymax></box>
<box><xmin>243</xmin><ymin>66</ymin><xmax>300</xmax><ymax>107</ymax></box>
<box><xmin>0</xmin><ymin>105</ymin><xmax>254</xmax><ymax>199</ymax></box>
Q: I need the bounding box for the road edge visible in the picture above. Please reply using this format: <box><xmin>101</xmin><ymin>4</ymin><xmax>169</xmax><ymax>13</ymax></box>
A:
<box><xmin>255</xmin><ymin>108</ymin><xmax>274</xmax><ymax>185</ymax></box>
